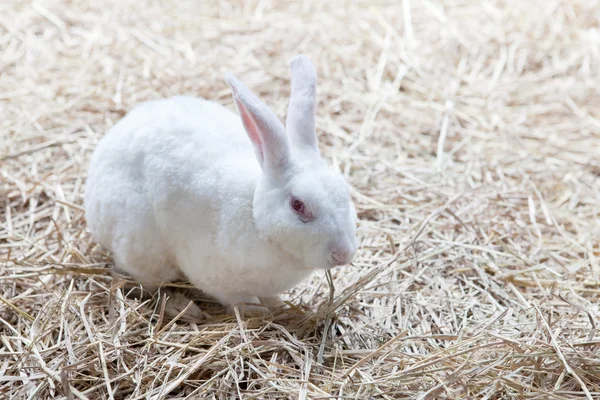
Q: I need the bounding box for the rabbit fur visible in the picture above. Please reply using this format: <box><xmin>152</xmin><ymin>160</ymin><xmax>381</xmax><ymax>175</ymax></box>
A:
<box><xmin>84</xmin><ymin>56</ymin><xmax>358</xmax><ymax>317</ymax></box>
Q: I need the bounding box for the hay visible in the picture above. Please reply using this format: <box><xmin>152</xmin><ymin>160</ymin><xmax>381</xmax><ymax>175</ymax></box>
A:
<box><xmin>1</xmin><ymin>0</ymin><xmax>599</xmax><ymax>398</ymax></box>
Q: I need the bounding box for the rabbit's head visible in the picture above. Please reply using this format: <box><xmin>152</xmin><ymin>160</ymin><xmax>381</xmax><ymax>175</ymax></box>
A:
<box><xmin>226</xmin><ymin>55</ymin><xmax>358</xmax><ymax>270</ymax></box>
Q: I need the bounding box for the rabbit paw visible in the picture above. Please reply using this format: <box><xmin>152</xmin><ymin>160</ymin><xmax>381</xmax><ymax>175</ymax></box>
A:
<box><xmin>259</xmin><ymin>295</ymin><xmax>285</xmax><ymax>309</ymax></box>
<box><xmin>160</xmin><ymin>289</ymin><xmax>205</xmax><ymax>321</ymax></box>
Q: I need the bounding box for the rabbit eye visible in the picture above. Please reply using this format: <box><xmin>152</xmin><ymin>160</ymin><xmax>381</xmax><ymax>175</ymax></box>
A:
<box><xmin>291</xmin><ymin>197</ymin><xmax>313</xmax><ymax>222</ymax></box>
<box><xmin>291</xmin><ymin>198</ymin><xmax>305</xmax><ymax>214</ymax></box>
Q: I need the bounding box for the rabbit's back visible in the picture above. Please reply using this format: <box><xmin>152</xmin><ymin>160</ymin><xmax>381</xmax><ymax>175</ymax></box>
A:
<box><xmin>84</xmin><ymin>96</ymin><xmax>259</xmax><ymax>286</ymax></box>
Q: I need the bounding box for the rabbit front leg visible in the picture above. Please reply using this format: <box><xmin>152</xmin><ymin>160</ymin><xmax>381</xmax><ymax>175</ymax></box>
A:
<box><xmin>232</xmin><ymin>296</ymin><xmax>269</xmax><ymax>318</ymax></box>
<box><xmin>231</xmin><ymin>296</ymin><xmax>286</xmax><ymax>319</ymax></box>
<box><xmin>259</xmin><ymin>295</ymin><xmax>285</xmax><ymax>309</ymax></box>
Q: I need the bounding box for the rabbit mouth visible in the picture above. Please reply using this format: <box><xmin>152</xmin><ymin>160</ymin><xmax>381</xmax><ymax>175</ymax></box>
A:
<box><xmin>305</xmin><ymin>259</ymin><xmax>338</xmax><ymax>270</ymax></box>
<box><xmin>324</xmin><ymin>258</ymin><xmax>346</xmax><ymax>270</ymax></box>
<box><xmin>326</xmin><ymin>261</ymin><xmax>348</xmax><ymax>270</ymax></box>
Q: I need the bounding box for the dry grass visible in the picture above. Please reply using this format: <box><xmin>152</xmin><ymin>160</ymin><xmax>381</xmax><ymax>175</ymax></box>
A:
<box><xmin>1</xmin><ymin>0</ymin><xmax>600</xmax><ymax>398</ymax></box>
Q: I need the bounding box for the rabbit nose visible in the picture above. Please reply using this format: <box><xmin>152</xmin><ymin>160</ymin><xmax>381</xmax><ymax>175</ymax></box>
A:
<box><xmin>331</xmin><ymin>247</ymin><xmax>353</xmax><ymax>266</ymax></box>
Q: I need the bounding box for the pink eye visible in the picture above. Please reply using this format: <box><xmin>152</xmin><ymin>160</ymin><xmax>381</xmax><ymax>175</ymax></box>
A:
<box><xmin>291</xmin><ymin>197</ymin><xmax>306</xmax><ymax>215</ymax></box>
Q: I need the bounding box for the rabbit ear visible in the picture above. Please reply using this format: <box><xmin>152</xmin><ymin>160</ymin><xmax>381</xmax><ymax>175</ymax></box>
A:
<box><xmin>286</xmin><ymin>55</ymin><xmax>319</xmax><ymax>155</ymax></box>
<box><xmin>226</xmin><ymin>74</ymin><xmax>291</xmax><ymax>177</ymax></box>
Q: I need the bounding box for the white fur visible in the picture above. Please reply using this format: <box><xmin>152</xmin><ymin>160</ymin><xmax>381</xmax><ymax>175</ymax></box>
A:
<box><xmin>84</xmin><ymin>56</ymin><xmax>358</xmax><ymax>307</ymax></box>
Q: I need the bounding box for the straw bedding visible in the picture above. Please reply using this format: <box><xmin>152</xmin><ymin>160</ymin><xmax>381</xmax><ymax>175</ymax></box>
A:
<box><xmin>1</xmin><ymin>0</ymin><xmax>599</xmax><ymax>398</ymax></box>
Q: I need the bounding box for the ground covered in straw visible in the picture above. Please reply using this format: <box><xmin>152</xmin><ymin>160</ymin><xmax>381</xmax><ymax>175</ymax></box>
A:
<box><xmin>1</xmin><ymin>0</ymin><xmax>600</xmax><ymax>398</ymax></box>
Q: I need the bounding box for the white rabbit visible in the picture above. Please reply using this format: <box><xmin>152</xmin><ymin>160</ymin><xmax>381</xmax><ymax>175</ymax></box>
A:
<box><xmin>84</xmin><ymin>56</ymin><xmax>358</xmax><ymax>319</ymax></box>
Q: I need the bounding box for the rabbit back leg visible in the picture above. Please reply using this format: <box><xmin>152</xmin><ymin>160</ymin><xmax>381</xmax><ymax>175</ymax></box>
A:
<box><xmin>112</xmin><ymin>244</ymin><xmax>203</xmax><ymax>321</ymax></box>
<box><xmin>156</xmin><ymin>288</ymin><xmax>205</xmax><ymax>321</ymax></box>
<box><xmin>112</xmin><ymin>244</ymin><xmax>183</xmax><ymax>288</ymax></box>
